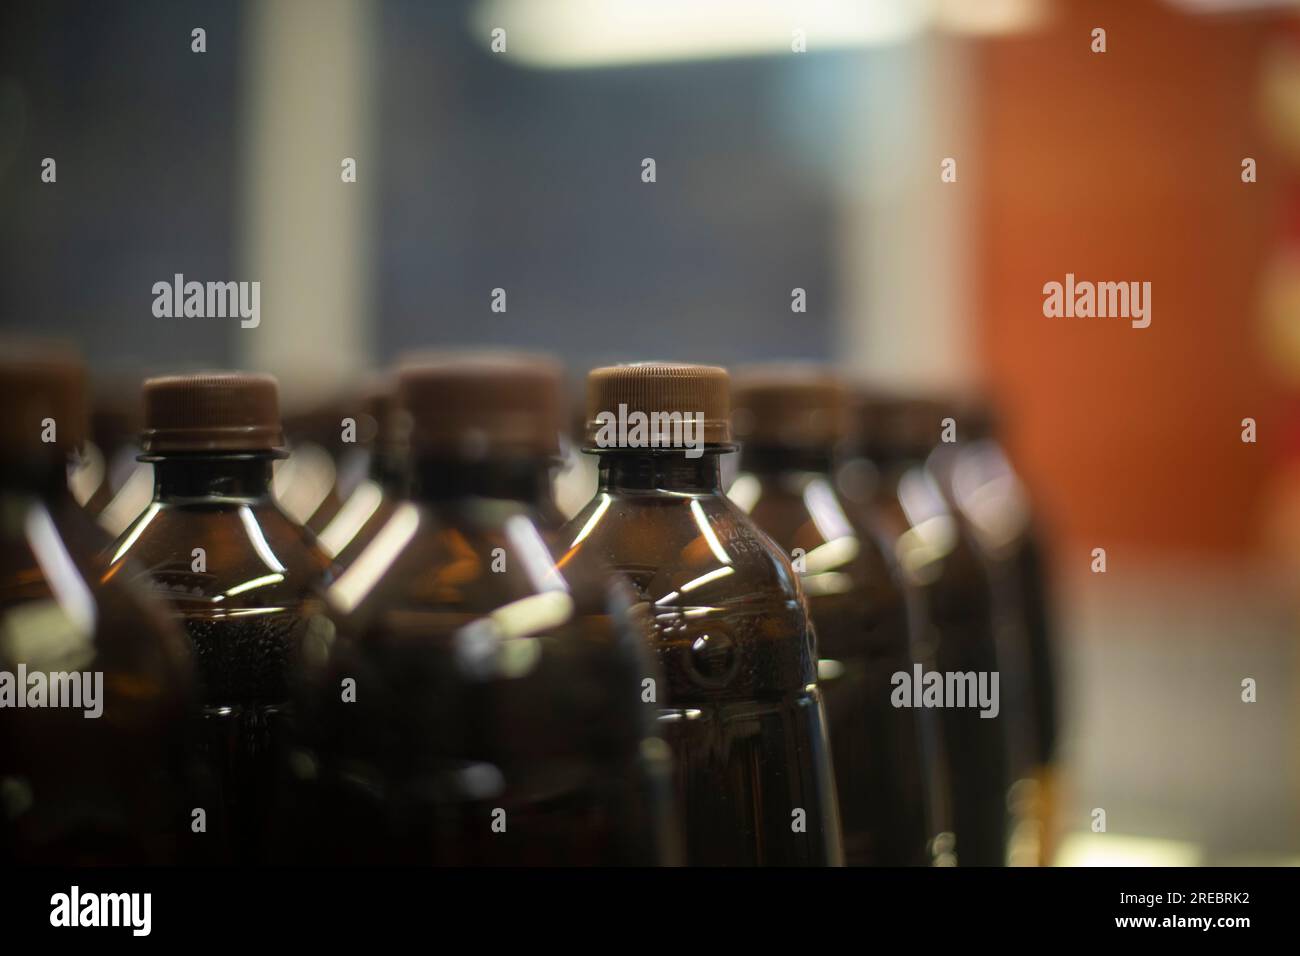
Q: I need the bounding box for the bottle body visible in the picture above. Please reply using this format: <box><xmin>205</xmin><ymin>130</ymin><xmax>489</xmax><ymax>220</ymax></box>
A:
<box><xmin>733</xmin><ymin>455</ymin><xmax>945</xmax><ymax>865</ymax></box>
<box><xmin>931</xmin><ymin>437</ymin><xmax>1061</xmax><ymax>864</ymax></box>
<box><xmin>563</xmin><ymin>453</ymin><xmax>843</xmax><ymax>866</ymax></box>
<box><xmin>302</xmin><ymin>470</ymin><xmax>680</xmax><ymax>865</ymax></box>
<box><xmin>850</xmin><ymin>455</ymin><xmax>1010</xmax><ymax>866</ymax></box>
<box><xmin>0</xmin><ymin>479</ymin><xmax>196</xmax><ymax>864</ymax></box>
<box><xmin>106</xmin><ymin>457</ymin><xmax>330</xmax><ymax>863</ymax></box>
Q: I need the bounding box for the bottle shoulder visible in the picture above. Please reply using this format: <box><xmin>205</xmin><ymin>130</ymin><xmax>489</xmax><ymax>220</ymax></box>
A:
<box><xmin>560</xmin><ymin>490</ymin><xmax>818</xmax><ymax>700</ymax></box>
<box><xmin>736</xmin><ymin>474</ymin><xmax>916</xmax><ymax>659</ymax></box>
<box><xmin>324</xmin><ymin>501</ymin><xmax>635</xmax><ymax>640</ymax></box>
<box><xmin>105</xmin><ymin>498</ymin><xmax>331</xmax><ymax>610</ymax></box>
<box><xmin>561</xmin><ymin>490</ymin><xmax>804</xmax><ymax>605</ymax></box>
<box><xmin>739</xmin><ymin>474</ymin><xmax>903</xmax><ymax>592</ymax></box>
<box><xmin>0</xmin><ymin>494</ymin><xmax>195</xmax><ymax>686</ymax></box>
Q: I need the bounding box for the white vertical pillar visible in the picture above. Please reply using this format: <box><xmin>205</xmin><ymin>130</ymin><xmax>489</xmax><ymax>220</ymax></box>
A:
<box><xmin>833</xmin><ymin>33</ymin><xmax>978</xmax><ymax>392</ymax></box>
<box><xmin>238</xmin><ymin>0</ymin><xmax>376</xmax><ymax>396</ymax></box>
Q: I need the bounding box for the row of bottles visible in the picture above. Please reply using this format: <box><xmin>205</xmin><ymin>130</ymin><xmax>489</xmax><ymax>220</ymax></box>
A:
<box><xmin>0</xmin><ymin>348</ymin><xmax>1058</xmax><ymax>866</ymax></box>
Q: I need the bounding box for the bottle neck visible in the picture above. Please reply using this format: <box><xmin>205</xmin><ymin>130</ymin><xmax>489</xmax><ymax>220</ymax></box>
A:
<box><xmin>737</xmin><ymin>444</ymin><xmax>835</xmax><ymax>476</ymax></box>
<box><xmin>409</xmin><ymin>455</ymin><xmax>556</xmax><ymax>510</ymax></box>
<box><xmin>595</xmin><ymin>450</ymin><xmax>727</xmax><ymax>494</ymax></box>
<box><xmin>152</xmin><ymin>456</ymin><xmax>277</xmax><ymax>502</ymax></box>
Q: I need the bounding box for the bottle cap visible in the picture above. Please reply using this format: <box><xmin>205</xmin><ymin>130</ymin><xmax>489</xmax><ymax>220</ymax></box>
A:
<box><xmin>732</xmin><ymin>364</ymin><xmax>847</xmax><ymax>450</ymax></box>
<box><xmin>0</xmin><ymin>342</ymin><xmax>87</xmax><ymax>464</ymax></box>
<box><xmin>140</xmin><ymin>371</ymin><xmax>284</xmax><ymax>454</ymax></box>
<box><xmin>584</xmin><ymin>362</ymin><xmax>731</xmax><ymax>451</ymax></box>
<box><xmin>397</xmin><ymin>352</ymin><xmax>564</xmax><ymax>459</ymax></box>
<box><xmin>852</xmin><ymin>391</ymin><xmax>956</xmax><ymax>461</ymax></box>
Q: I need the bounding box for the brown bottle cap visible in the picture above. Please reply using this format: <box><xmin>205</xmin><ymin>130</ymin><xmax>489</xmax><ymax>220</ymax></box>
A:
<box><xmin>283</xmin><ymin>389</ymin><xmax>356</xmax><ymax>452</ymax></box>
<box><xmin>853</xmin><ymin>391</ymin><xmax>958</xmax><ymax>459</ymax></box>
<box><xmin>732</xmin><ymin>364</ymin><xmax>848</xmax><ymax>449</ymax></box>
<box><xmin>0</xmin><ymin>343</ymin><xmax>87</xmax><ymax>463</ymax></box>
<box><xmin>584</xmin><ymin>363</ymin><xmax>731</xmax><ymax>450</ymax></box>
<box><xmin>397</xmin><ymin>352</ymin><xmax>564</xmax><ymax>459</ymax></box>
<box><xmin>140</xmin><ymin>372</ymin><xmax>284</xmax><ymax>454</ymax></box>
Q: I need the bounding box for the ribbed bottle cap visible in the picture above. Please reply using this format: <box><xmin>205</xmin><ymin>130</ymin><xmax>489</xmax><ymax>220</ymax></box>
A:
<box><xmin>584</xmin><ymin>363</ymin><xmax>731</xmax><ymax>451</ymax></box>
<box><xmin>0</xmin><ymin>343</ymin><xmax>87</xmax><ymax>463</ymax></box>
<box><xmin>397</xmin><ymin>352</ymin><xmax>564</xmax><ymax>459</ymax></box>
<box><xmin>140</xmin><ymin>372</ymin><xmax>283</xmax><ymax>454</ymax></box>
<box><xmin>732</xmin><ymin>364</ymin><xmax>848</xmax><ymax>449</ymax></box>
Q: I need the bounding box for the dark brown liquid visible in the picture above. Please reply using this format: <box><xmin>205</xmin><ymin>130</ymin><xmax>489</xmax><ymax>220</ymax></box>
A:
<box><xmin>185</xmin><ymin>610</ymin><xmax>301</xmax><ymax>862</ymax></box>
<box><xmin>0</xmin><ymin>466</ymin><xmax>196</xmax><ymax>864</ymax></box>
<box><xmin>296</xmin><ymin>459</ymin><xmax>679</xmax><ymax>865</ymax></box>
<box><xmin>560</xmin><ymin>451</ymin><xmax>843</xmax><ymax>866</ymax></box>
<box><xmin>841</xmin><ymin>451</ymin><xmax>1009</xmax><ymax>866</ymax></box>
<box><xmin>105</xmin><ymin>456</ymin><xmax>330</xmax><ymax>864</ymax></box>
<box><xmin>734</xmin><ymin>447</ymin><xmax>944</xmax><ymax>865</ymax></box>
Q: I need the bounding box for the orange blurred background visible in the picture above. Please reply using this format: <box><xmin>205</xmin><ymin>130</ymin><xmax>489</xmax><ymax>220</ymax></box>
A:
<box><xmin>979</xmin><ymin>0</ymin><xmax>1286</xmax><ymax>562</ymax></box>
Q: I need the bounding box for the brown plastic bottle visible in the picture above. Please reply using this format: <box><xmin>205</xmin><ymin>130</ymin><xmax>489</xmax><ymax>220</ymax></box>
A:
<box><xmin>313</xmin><ymin>377</ymin><xmax>405</xmax><ymax>569</ymax></box>
<box><xmin>300</xmin><ymin>354</ymin><xmax>679</xmax><ymax>865</ymax></box>
<box><xmin>559</xmin><ymin>363</ymin><xmax>843</xmax><ymax>866</ymax></box>
<box><xmin>927</xmin><ymin>398</ymin><xmax>1060</xmax><ymax>865</ymax></box>
<box><xmin>730</xmin><ymin>367</ymin><xmax>949</xmax><ymax>866</ymax></box>
<box><xmin>840</xmin><ymin>394</ymin><xmax>1009</xmax><ymax>866</ymax></box>
<box><xmin>0</xmin><ymin>347</ymin><xmax>196</xmax><ymax>864</ymax></box>
<box><xmin>105</xmin><ymin>372</ymin><xmax>332</xmax><ymax>864</ymax></box>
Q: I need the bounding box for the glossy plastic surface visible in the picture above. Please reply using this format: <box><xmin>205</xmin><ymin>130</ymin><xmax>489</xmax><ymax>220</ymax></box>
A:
<box><xmin>840</xmin><ymin>451</ymin><xmax>1010</xmax><ymax>866</ymax></box>
<box><xmin>930</xmin><ymin>437</ymin><xmax>1060</xmax><ymax>864</ymax></box>
<box><xmin>1</xmin><ymin>471</ymin><xmax>196</xmax><ymax>863</ymax></box>
<box><xmin>561</xmin><ymin>452</ymin><xmax>844</xmax><ymax>866</ymax></box>
<box><xmin>731</xmin><ymin>447</ymin><xmax>944</xmax><ymax>865</ymax></box>
<box><xmin>105</xmin><ymin>456</ymin><xmax>330</xmax><ymax>863</ymax></box>
<box><xmin>312</xmin><ymin>443</ymin><xmax>404</xmax><ymax>571</ymax></box>
<box><xmin>300</xmin><ymin>461</ymin><xmax>680</xmax><ymax>865</ymax></box>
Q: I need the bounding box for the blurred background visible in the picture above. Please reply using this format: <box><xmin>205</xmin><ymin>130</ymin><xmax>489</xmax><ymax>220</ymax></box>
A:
<box><xmin>1</xmin><ymin>0</ymin><xmax>1298</xmax><ymax>864</ymax></box>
